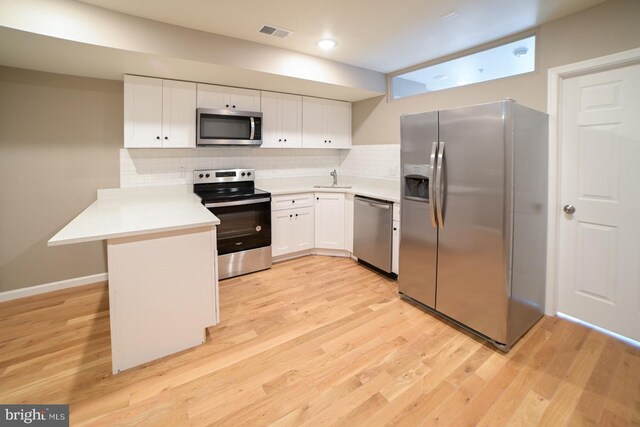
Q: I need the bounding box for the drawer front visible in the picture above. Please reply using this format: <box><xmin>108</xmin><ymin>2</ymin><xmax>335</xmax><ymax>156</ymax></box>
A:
<box><xmin>271</xmin><ymin>193</ymin><xmax>314</xmax><ymax>211</ymax></box>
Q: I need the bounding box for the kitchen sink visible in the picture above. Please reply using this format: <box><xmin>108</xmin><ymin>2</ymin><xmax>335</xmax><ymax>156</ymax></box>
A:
<box><xmin>313</xmin><ymin>185</ymin><xmax>352</xmax><ymax>189</ymax></box>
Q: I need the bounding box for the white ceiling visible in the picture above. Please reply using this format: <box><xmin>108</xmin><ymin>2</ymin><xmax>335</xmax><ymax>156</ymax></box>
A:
<box><xmin>78</xmin><ymin>0</ymin><xmax>606</xmax><ymax>73</ymax></box>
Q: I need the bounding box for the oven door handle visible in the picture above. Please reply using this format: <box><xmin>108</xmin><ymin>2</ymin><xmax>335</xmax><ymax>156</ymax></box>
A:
<box><xmin>204</xmin><ymin>197</ymin><xmax>270</xmax><ymax>208</ymax></box>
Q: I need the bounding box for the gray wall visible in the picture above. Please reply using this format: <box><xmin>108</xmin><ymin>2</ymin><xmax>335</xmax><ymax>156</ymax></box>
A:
<box><xmin>352</xmin><ymin>0</ymin><xmax>640</xmax><ymax>145</ymax></box>
<box><xmin>0</xmin><ymin>66</ymin><xmax>122</xmax><ymax>293</ymax></box>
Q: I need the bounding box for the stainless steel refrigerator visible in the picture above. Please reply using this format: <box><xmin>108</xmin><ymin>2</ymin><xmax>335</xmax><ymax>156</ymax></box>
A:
<box><xmin>399</xmin><ymin>99</ymin><xmax>548</xmax><ymax>351</ymax></box>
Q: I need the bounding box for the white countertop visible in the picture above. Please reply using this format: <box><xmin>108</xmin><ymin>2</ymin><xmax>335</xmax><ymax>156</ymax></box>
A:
<box><xmin>256</xmin><ymin>175</ymin><xmax>401</xmax><ymax>203</ymax></box>
<box><xmin>49</xmin><ymin>185</ymin><xmax>219</xmax><ymax>246</ymax></box>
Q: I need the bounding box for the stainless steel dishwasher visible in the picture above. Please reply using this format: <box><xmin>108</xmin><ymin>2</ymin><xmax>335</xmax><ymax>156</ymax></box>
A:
<box><xmin>353</xmin><ymin>196</ymin><xmax>394</xmax><ymax>275</ymax></box>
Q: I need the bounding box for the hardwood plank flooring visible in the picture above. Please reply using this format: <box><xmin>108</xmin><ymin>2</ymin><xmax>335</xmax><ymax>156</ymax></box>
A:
<box><xmin>1</xmin><ymin>255</ymin><xmax>639</xmax><ymax>426</ymax></box>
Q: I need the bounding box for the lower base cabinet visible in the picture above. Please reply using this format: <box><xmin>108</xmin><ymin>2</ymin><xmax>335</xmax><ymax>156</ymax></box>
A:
<box><xmin>392</xmin><ymin>220</ymin><xmax>400</xmax><ymax>275</ymax></box>
<box><xmin>271</xmin><ymin>192</ymin><xmax>396</xmax><ymax>269</ymax></box>
<box><xmin>272</xmin><ymin>207</ymin><xmax>314</xmax><ymax>257</ymax></box>
<box><xmin>314</xmin><ymin>192</ymin><xmax>346</xmax><ymax>250</ymax></box>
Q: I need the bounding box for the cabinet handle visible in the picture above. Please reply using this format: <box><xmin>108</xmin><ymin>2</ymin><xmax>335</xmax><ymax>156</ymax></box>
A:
<box><xmin>279</xmin><ymin>139</ymin><xmax>282</xmax><ymax>142</ymax></box>
<box><xmin>284</xmin><ymin>139</ymin><xmax>287</xmax><ymax>142</ymax></box>
<box><xmin>316</xmin><ymin>197</ymin><xmax>319</xmax><ymax>201</ymax></box>
<box><xmin>156</xmin><ymin>136</ymin><xmax>160</xmax><ymax>140</ymax></box>
<box><xmin>232</xmin><ymin>105</ymin><xmax>236</xmax><ymax>108</ymax></box>
<box><xmin>226</xmin><ymin>104</ymin><xmax>229</xmax><ymax>108</ymax></box>
<box><xmin>393</xmin><ymin>228</ymin><xmax>397</xmax><ymax>231</ymax></box>
<box><xmin>164</xmin><ymin>136</ymin><xmax>168</xmax><ymax>140</ymax></box>
<box><xmin>295</xmin><ymin>213</ymin><xmax>298</xmax><ymax>217</ymax></box>
<box><xmin>292</xmin><ymin>200</ymin><xmax>295</xmax><ymax>204</ymax></box>
<box><xmin>289</xmin><ymin>214</ymin><xmax>292</xmax><ymax>218</ymax></box>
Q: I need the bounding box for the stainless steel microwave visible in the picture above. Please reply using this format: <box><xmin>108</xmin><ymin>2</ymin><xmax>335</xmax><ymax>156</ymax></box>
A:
<box><xmin>196</xmin><ymin>108</ymin><xmax>262</xmax><ymax>146</ymax></box>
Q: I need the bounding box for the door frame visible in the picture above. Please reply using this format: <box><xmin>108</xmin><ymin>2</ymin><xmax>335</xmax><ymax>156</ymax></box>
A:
<box><xmin>545</xmin><ymin>47</ymin><xmax>640</xmax><ymax>315</ymax></box>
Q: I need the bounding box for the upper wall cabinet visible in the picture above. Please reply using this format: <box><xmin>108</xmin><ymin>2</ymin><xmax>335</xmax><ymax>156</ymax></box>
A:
<box><xmin>124</xmin><ymin>75</ymin><xmax>196</xmax><ymax>148</ymax></box>
<box><xmin>302</xmin><ymin>97</ymin><xmax>351</xmax><ymax>149</ymax></box>
<box><xmin>261</xmin><ymin>91</ymin><xmax>302</xmax><ymax>148</ymax></box>
<box><xmin>197</xmin><ymin>83</ymin><xmax>261</xmax><ymax>112</ymax></box>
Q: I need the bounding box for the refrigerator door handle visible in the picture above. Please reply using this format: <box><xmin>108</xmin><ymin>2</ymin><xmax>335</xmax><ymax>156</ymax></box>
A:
<box><xmin>428</xmin><ymin>141</ymin><xmax>438</xmax><ymax>227</ymax></box>
<box><xmin>435</xmin><ymin>141</ymin><xmax>445</xmax><ymax>228</ymax></box>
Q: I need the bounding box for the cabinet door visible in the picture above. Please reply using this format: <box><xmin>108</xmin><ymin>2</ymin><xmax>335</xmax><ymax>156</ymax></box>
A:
<box><xmin>327</xmin><ymin>99</ymin><xmax>352</xmax><ymax>149</ymax></box>
<box><xmin>162</xmin><ymin>80</ymin><xmax>196</xmax><ymax>148</ymax></box>
<box><xmin>196</xmin><ymin>83</ymin><xmax>227</xmax><ymax>109</ymax></box>
<box><xmin>124</xmin><ymin>75</ymin><xmax>163</xmax><ymax>148</ymax></box>
<box><xmin>228</xmin><ymin>87</ymin><xmax>261</xmax><ymax>111</ymax></box>
<box><xmin>302</xmin><ymin>97</ymin><xmax>327</xmax><ymax>148</ymax></box>
<box><xmin>280</xmin><ymin>93</ymin><xmax>302</xmax><ymax>148</ymax></box>
<box><xmin>260</xmin><ymin>91</ymin><xmax>281</xmax><ymax>148</ymax></box>
<box><xmin>272</xmin><ymin>209</ymin><xmax>295</xmax><ymax>257</ymax></box>
<box><xmin>294</xmin><ymin>207</ymin><xmax>315</xmax><ymax>251</ymax></box>
<box><xmin>392</xmin><ymin>220</ymin><xmax>400</xmax><ymax>275</ymax></box>
<box><xmin>314</xmin><ymin>192</ymin><xmax>345</xmax><ymax>250</ymax></box>
<box><xmin>344</xmin><ymin>194</ymin><xmax>354</xmax><ymax>253</ymax></box>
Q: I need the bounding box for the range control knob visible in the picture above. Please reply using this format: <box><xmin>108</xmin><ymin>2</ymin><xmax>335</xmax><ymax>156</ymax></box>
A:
<box><xmin>199</xmin><ymin>174</ymin><xmax>204</xmax><ymax>178</ymax></box>
<box><xmin>241</xmin><ymin>172</ymin><xmax>246</xmax><ymax>177</ymax></box>
<box><xmin>205</xmin><ymin>173</ymin><xmax>210</xmax><ymax>178</ymax></box>
<box><xmin>247</xmin><ymin>172</ymin><xmax>252</xmax><ymax>176</ymax></box>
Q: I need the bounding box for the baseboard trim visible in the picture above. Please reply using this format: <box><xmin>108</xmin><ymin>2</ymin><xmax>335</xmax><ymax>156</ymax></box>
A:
<box><xmin>312</xmin><ymin>248</ymin><xmax>351</xmax><ymax>258</ymax></box>
<box><xmin>0</xmin><ymin>273</ymin><xmax>108</xmax><ymax>303</ymax></box>
<box><xmin>273</xmin><ymin>249</ymin><xmax>353</xmax><ymax>264</ymax></box>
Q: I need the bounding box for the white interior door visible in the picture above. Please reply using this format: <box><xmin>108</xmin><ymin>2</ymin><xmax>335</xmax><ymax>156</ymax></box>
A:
<box><xmin>558</xmin><ymin>63</ymin><xmax>640</xmax><ymax>342</ymax></box>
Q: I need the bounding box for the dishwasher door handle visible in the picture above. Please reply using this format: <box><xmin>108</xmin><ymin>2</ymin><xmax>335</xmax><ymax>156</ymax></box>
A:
<box><xmin>368</xmin><ymin>202</ymin><xmax>390</xmax><ymax>209</ymax></box>
<box><xmin>355</xmin><ymin>197</ymin><xmax>391</xmax><ymax>209</ymax></box>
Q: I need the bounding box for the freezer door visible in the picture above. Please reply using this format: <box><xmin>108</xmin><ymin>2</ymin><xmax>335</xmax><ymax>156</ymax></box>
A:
<box><xmin>398</xmin><ymin>111</ymin><xmax>438</xmax><ymax>308</ymax></box>
<box><xmin>436</xmin><ymin>101</ymin><xmax>510</xmax><ymax>344</ymax></box>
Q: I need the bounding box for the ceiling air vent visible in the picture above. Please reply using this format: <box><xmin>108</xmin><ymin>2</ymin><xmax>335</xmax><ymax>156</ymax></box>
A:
<box><xmin>259</xmin><ymin>24</ymin><xmax>293</xmax><ymax>39</ymax></box>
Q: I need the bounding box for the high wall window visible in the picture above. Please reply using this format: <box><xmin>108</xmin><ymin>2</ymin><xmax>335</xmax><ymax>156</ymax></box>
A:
<box><xmin>390</xmin><ymin>35</ymin><xmax>536</xmax><ymax>99</ymax></box>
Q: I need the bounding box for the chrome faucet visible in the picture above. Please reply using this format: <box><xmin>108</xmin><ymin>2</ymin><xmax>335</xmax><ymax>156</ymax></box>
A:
<box><xmin>330</xmin><ymin>169</ymin><xmax>338</xmax><ymax>186</ymax></box>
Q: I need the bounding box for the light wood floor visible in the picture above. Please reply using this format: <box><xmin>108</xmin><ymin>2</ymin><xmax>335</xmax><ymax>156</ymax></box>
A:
<box><xmin>1</xmin><ymin>256</ymin><xmax>639</xmax><ymax>426</ymax></box>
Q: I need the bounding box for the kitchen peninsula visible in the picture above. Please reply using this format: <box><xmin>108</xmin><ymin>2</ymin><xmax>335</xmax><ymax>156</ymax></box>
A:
<box><xmin>49</xmin><ymin>185</ymin><xmax>220</xmax><ymax>374</ymax></box>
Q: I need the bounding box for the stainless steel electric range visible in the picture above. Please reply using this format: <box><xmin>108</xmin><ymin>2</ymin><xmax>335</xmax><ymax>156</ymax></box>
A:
<box><xmin>193</xmin><ymin>169</ymin><xmax>272</xmax><ymax>279</ymax></box>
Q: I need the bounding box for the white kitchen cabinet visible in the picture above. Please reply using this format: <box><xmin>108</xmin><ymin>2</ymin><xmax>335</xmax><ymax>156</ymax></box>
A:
<box><xmin>272</xmin><ymin>206</ymin><xmax>314</xmax><ymax>257</ymax></box>
<box><xmin>344</xmin><ymin>194</ymin><xmax>354</xmax><ymax>253</ymax></box>
<box><xmin>197</xmin><ymin>83</ymin><xmax>261</xmax><ymax>111</ymax></box>
<box><xmin>392</xmin><ymin>220</ymin><xmax>400</xmax><ymax>275</ymax></box>
<box><xmin>272</xmin><ymin>193</ymin><xmax>314</xmax><ymax>210</ymax></box>
<box><xmin>302</xmin><ymin>97</ymin><xmax>351</xmax><ymax>149</ymax></box>
<box><xmin>261</xmin><ymin>91</ymin><xmax>302</xmax><ymax>148</ymax></box>
<box><xmin>314</xmin><ymin>192</ymin><xmax>345</xmax><ymax>250</ymax></box>
<box><xmin>124</xmin><ymin>75</ymin><xmax>196</xmax><ymax>148</ymax></box>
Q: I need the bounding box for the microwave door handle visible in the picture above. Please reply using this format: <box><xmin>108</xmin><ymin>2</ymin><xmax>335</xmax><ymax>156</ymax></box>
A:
<box><xmin>250</xmin><ymin>117</ymin><xmax>256</xmax><ymax>140</ymax></box>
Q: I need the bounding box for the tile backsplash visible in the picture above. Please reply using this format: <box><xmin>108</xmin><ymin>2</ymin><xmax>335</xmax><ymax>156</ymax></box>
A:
<box><xmin>120</xmin><ymin>144</ymin><xmax>400</xmax><ymax>187</ymax></box>
<box><xmin>339</xmin><ymin>144</ymin><xmax>400</xmax><ymax>180</ymax></box>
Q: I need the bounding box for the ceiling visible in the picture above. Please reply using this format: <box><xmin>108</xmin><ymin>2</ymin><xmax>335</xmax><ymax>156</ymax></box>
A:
<box><xmin>78</xmin><ymin>0</ymin><xmax>606</xmax><ymax>74</ymax></box>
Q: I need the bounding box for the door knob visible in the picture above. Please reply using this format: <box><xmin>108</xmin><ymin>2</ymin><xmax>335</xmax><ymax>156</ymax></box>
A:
<box><xmin>563</xmin><ymin>204</ymin><xmax>575</xmax><ymax>214</ymax></box>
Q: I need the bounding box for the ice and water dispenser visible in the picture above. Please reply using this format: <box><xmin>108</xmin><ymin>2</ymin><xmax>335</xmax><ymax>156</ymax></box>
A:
<box><xmin>403</xmin><ymin>164</ymin><xmax>430</xmax><ymax>202</ymax></box>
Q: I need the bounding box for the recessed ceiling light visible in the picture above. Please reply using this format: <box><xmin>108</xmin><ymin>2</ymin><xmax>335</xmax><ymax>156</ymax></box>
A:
<box><xmin>441</xmin><ymin>11</ymin><xmax>459</xmax><ymax>20</ymax></box>
<box><xmin>318</xmin><ymin>39</ymin><xmax>337</xmax><ymax>50</ymax></box>
<box><xmin>433</xmin><ymin>74</ymin><xmax>448</xmax><ymax>80</ymax></box>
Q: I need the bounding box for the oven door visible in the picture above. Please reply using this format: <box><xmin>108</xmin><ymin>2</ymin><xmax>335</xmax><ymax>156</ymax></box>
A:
<box><xmin>204</xmin><ymin>198</ymin><xmax>271</xmax><ymax>255</ymax></box>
